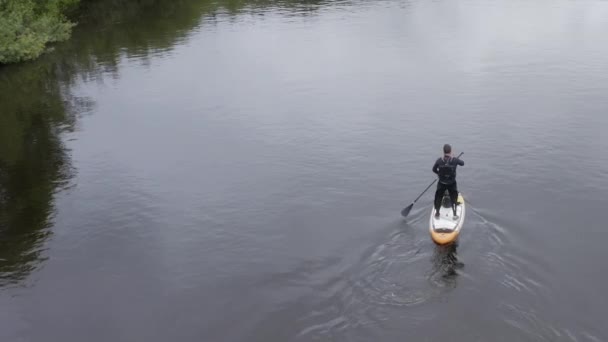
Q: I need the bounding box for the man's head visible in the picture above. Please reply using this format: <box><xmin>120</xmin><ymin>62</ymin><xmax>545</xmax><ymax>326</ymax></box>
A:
<box><xmin>443</xmin><ymin>144</ymin><xmax>452</xmax><ymax>155</ymax></box>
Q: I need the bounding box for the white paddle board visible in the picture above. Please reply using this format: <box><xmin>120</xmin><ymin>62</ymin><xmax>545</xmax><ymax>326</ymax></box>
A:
<box><xmin>429</xmin><ymin>193</ymin><xmax>465</xmax><ymax>245</ymax></box>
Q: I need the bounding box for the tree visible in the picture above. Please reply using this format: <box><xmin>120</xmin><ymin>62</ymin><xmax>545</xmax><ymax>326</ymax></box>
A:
<box><xmin>0</xmin><ymin>0</ymin><xmax>78</xmax><ymax>64</ymax></box>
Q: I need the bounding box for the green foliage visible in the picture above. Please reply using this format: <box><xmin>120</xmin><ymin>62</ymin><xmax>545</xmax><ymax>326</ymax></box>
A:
<box><xmin>0</xmin><ymin>0</ymin><xmax>79</xmax><ymax>64</ymax></box>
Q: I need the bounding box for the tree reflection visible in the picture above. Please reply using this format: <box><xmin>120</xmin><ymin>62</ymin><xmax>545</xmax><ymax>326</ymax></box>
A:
<box><xmin>0</xmin><ymin>0</ymin><xmax>344</xmax><ymax>287</ymax></box>
<box><xmin>0</xmin><ymin>62</ymin><xmax>74</xmax><ymax>286</ymax></box>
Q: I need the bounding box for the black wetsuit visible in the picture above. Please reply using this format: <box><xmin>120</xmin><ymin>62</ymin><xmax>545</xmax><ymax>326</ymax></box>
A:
<box><xmin>432</xmin><ymin>155</ymin><xmax>465</xmax><ymax>212</ymax></box>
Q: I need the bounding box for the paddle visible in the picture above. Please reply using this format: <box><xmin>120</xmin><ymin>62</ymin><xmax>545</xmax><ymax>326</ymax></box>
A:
<box><xmin>401</xmin><ymin>152</ymin><xmax>463</xmax><ymax>218</ymax></box>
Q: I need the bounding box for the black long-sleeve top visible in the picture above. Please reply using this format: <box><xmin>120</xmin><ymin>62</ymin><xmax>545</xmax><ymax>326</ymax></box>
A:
<box><xmin>432</xmin><ymin>156</ymin><xmax>464</xmax><ymax>184</ymax></box>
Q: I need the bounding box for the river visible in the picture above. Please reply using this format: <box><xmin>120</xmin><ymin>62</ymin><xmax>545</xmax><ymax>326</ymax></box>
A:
<box><xmin>1</xmin><ymin>0</ymin><xmax>607</xmax><ymax>341</ymax></box>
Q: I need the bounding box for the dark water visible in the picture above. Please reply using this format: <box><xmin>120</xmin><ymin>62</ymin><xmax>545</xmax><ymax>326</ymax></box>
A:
<box><xmin>1</xmin><ymin>0</ymin><xmax>608</xmax><ymax>341</ymax></box>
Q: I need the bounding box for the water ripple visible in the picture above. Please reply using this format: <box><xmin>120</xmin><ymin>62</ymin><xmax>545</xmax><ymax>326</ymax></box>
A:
<box><xmin>294</xmin><ymin>222</ymin><xmax>465</xmax><ymax>340</ymax></box>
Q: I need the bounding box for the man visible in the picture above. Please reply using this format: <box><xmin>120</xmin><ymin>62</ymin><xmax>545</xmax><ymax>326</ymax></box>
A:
<box><xmin>432</xmin><ymin>144</ymin><xmax>464</xmax><ymax>219</ymax></box>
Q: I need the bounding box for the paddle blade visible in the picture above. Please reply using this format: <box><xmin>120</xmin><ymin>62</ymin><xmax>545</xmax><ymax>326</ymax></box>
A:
<box><xmin>401</xmin><ymin>203</ymin><xmax>414</xmax><ymax>217</ymax></box>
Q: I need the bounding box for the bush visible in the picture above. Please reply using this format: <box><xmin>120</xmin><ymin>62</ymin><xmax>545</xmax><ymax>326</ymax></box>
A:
<box><xmin>0</xmin><ymin>0</ymin><xmax>79</xmax><ymax>64</ymax></box>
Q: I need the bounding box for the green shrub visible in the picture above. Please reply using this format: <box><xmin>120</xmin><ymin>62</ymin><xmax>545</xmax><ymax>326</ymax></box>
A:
<box><xmin>0</xmin><ymin>0</ymin><xmax>79</xmax><ymax>64</ymax></box>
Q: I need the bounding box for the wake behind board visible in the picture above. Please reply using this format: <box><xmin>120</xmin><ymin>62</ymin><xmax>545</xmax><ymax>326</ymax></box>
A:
<box><xmin>429</xmin><ymin>193</ymin><xmax>466</xmax><ymax>245</ymax></box>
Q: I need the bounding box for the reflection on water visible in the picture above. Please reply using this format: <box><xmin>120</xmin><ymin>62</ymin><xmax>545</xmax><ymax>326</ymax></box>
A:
<box><xmin>0</xmin><ymin>0</ymin><xmax>334</xmax><ymax>289</ymax></box>
<box><xmin>429</xmin><ymin>242</ymin><xmax>464</xmax><ymax>288</ymax></box>
<box><xmin>0</xmin><ymin>63</ymin><xmax>74</xmax><ymax>287</ymax></box>
<box><xmin>55</xmin><ymin>0</ymin><xmax>335</xmax><ymax>84</ymax></box>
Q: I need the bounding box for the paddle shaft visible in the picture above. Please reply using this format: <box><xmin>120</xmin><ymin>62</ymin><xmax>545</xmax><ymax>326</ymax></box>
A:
<box><xmin>412</xmin><ymin>179</ymin><xmax>437</xmax><ymax>204</ymax></box>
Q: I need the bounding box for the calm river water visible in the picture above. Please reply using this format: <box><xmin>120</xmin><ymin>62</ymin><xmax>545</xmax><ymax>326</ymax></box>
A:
<box><xmin>1</xmin><ymin>0</ymin><xmax>608</xmax><ymax>341</ymax></box>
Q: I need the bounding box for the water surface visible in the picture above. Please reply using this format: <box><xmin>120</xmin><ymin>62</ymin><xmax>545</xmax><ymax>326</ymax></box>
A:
<box><xmin>1</xmin><ymin>0</ymin><xmax>608</xmax><ymax>341</ymax></box>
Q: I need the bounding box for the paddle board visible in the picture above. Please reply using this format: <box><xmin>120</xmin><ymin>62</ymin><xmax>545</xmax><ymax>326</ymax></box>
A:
<box><xmin>429</xmin><ymin>192</ymin><xmax>465</xmax><ymax>245</ymax></box>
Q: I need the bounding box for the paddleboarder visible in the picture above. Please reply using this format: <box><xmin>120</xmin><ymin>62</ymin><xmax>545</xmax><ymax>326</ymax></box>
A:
<box><xmin>432</xmin><ymin>144</ymin><xmax>464</xmax><ymax>219</ymax></box>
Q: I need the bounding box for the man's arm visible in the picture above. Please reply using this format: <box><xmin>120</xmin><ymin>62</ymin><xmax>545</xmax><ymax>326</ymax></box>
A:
<box><xmin>432</xmin><ymin>159</ymin><xmax>440</xmax><ymax>174</ymax></box>
<box><xmin>456</xmin><ymin>158</ymin><xmax>464</xmax><ymax>166</ymax></box>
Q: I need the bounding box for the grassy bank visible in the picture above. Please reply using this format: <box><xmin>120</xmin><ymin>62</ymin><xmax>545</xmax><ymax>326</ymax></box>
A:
<box><xmin>0</xmin><ymin>0</ymin><xmax>79</xmax><ymax>65</ymax></box>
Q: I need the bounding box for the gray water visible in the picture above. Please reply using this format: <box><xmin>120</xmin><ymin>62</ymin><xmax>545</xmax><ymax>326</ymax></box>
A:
<box><xmin>1</xmin><ymin>0</ymin><xmax>608</xmax><ymax>341</ymax></box>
